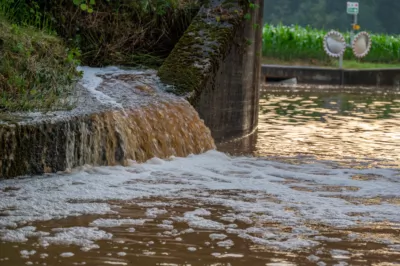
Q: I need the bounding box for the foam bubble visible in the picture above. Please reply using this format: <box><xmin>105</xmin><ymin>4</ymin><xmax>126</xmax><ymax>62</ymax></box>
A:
<box><xmin>89</xmin><ymin>219</ymin><xmax>147</xmax><ymax>227</ymax></box>
<box><xmin>60</xmin><ymin>252</ymin><xmax>74</xmax><ymax>258</ymax></box>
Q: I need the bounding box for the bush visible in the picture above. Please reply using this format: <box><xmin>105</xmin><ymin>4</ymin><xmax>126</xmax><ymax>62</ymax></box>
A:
<box><xmin>0</xmin><ymin>16</ymin><xmax>79</xmax><ymax>111</ymax></box>
<box><xmin>40</xmin><ymin>0</ymin><xmax>201</xmax><ymax>67</ymax></box>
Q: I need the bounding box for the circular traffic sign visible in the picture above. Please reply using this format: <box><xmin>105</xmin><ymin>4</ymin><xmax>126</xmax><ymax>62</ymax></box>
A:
<box><xmin>352</xmin><ymin>31</ymin><xmax>372</xmax><ymax>58</ymax></box>
<box><xmin>323</xmin><ymin>30</ymin><xmax>347</xmax><ymax>58</ymax></box>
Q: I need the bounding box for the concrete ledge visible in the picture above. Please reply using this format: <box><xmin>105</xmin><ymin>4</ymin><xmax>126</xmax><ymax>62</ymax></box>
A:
<box><xmin>262</xmin><ymin>64</ymin><xmax>400</xmax><ymax>86</ymax></box>
<box><xmin>0</xmin><ymin>74</ymin><xmax>215</xmax><ymax>179</ymax></box>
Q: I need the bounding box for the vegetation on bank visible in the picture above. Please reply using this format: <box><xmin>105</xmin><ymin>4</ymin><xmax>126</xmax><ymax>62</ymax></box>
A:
<box><xmin>0</xmin><ymin>16</ymin><xmax>79</xmax><ymax>111</ymax></box>
<box><xmin>0</xmin><ymin>0</ymin><xmax>200</xmax><ymax>111</ymax></box>
<box><xmin>262</xmin><ymin>24</ymin><xmax>400</xmax><ymax>65</ymax></box>
<box><xmin>6</xmin><ymin>0</ymin><xmax>200</xmax><ymax>67</ymax></box>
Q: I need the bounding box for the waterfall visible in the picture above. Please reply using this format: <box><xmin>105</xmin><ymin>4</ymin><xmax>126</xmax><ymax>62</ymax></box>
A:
<box><xmin>0</xmin><ymin>67</ymin><xmax>215</xmax><ymax>178</ymax></box>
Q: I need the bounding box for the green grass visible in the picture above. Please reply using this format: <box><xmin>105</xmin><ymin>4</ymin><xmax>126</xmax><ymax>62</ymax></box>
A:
<box><xmin>262</xmin><ymin>57</ymin><xmax>400</xmax><ymax>69</ymax></box>
<box><xmin>262</xmin><ymin>24</ymin><xmax>400</xmax><ymax>65</ymax></box>
<box><xmin>0</xmin><ymin>16</ymin><xmax>80</xmax><ymax>111</ymax></box>
<box><xmin>342</xmin><ymin>61</ymin><xmax>400</xmax><ymax>69</ymax></box>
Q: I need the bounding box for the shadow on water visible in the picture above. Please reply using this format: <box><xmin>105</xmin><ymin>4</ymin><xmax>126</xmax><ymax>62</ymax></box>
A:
<box><xmin>218</xmin><ymin>84</ymin><xmax>400</xmax><ymax>168</ymax></box>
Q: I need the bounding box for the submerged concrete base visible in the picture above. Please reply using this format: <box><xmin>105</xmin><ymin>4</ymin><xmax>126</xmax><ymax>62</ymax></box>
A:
<box><xmin>263</xmin><ymin>65</ymin><xmax>400</xmax><ymax>87</ymax></box>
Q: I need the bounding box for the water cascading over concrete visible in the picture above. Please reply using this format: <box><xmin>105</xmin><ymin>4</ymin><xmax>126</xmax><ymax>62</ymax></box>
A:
<box><xmin>0</xmin><ymin>68</ymin><xmax>215</xmax><ymax>179</ymax></box>
<box><xmin>0</xmin><ymin>0</ymin><xmax>263</xmax><ymax>178</ymax></box>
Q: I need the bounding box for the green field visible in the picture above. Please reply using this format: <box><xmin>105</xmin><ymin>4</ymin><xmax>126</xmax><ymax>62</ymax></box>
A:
<box><xmin>262</xmin><ymin>24</ymin><xmax>400</xmax><ymax>68</ymax></box>
<box><xmin>262</xmin><ymin>57</ymin><xmax>400</xmax><ymax>69</ymax></box>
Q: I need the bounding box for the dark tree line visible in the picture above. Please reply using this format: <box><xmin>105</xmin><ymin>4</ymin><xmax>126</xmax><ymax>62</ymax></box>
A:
<box><xmin>263</xmin><ymin>0</ymin><xmax>400</xmax><ymax>35</ymax></box>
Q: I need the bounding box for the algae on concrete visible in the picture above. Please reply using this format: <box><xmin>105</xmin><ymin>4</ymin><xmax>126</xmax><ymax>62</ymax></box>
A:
<box><xmin>158</xmin><ymin>0</ymin><xmax>248</xmax><ymax>105</ymax></box>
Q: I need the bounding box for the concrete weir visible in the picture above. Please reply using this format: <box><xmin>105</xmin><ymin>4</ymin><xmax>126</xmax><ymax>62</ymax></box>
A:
<box><xmin>0</xmin><ymin>70</ymin><xmax>215</xmax><ymax>179</ymax></box>
<box><xmin>158</xmin><ymin>0</ymin><xmax>264</xmax><ymax>142</ymax></box>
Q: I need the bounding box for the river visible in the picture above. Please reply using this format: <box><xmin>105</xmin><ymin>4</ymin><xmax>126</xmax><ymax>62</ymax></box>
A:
<box><xmin>0</xmin><ymin>80</ymin><xmax>399</xmax><ymax>265</ymax></box>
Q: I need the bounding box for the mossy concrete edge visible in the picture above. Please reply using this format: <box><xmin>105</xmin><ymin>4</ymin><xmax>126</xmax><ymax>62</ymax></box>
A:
<box><xmin>158</xmin><ymin>0</ymin><xmax>248</xmax><ymax>104</ymax></box>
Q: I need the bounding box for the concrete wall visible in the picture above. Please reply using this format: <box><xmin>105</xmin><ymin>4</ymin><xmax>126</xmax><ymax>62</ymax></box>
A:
<box><xmin>262</xmin><ymin>65</ymin><xmax>400</xmax><ymax>86</ymax></box>
<box><xmin>158</xmin><ymin>0</ymin><xmax>264</xmax><ymax>142</ymax></box>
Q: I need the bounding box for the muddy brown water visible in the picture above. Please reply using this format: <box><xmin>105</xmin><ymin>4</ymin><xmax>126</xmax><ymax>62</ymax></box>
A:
<box><xmin>219</xmin><ymin>85</ymin><xmax>400</xmax><ymax>168</ymax></box>
<box><xmin>1</xmin><ymin>85</ymin><xmax>400</xmax><ymax>265</ymax></box>
<box><xmin>1</xmin><ymin>199</ymin><xmax>400</xmax><ymax>266</ymax></box>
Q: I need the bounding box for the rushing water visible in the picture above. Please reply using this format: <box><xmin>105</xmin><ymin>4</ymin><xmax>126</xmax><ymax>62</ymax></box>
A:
<box><xmin>1</xmin><ymin>81</ymin><xmax>400</xmax><ymax>266</ymax></box>
<box><xmin>0</xmin><ymin>67</ymin><xmax>215</xmax><ymax>178</ymax></box>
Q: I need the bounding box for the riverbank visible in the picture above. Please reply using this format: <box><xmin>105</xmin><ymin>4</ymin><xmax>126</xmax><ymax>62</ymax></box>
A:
<box><xmin>0</xmin><ymin>16</ymin><xmax>79</xmax><ymax>111</ymax></box>
<box><xmin>263</xmin><ymin>57</ymin><xmax>400</xmax><ymax>70</ymax></box>
<box><xmin>0</xmin><ymin>0</ymin><xmax>200</xmax><ymax>112</ymax></box>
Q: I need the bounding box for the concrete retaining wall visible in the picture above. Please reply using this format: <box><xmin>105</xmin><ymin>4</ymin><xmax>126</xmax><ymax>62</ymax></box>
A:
<box><xmin>158</xmin><ymin>0</ymin><xmax>264</xmax><ymax>142</ymax></box>
<box><xmin>262</xmin><ymin>65</ymin><xmax>400</xmax><ymax>86</ymax></box>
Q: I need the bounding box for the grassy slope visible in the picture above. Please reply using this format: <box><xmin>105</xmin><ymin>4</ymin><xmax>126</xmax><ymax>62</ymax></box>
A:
<box><xmin>0</xmin><ymin>16</ymin><xmax>79</xmax><ymax>111</ymax></box>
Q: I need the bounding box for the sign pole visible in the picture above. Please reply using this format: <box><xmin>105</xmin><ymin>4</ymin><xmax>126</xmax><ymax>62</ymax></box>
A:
<box><xmin>324</xmin><ymin>2</ymin><xmax>370</xmax><ymax>76</ymax></box>
<box><xmin>351</xmin><ymin>13</ymin><xmax>358</xmax><ymax>45</ymax></box>
<box><xmin>347</xmin><ymin>2</ymin><xmax>359</xmax><ymax>46</ymax></box>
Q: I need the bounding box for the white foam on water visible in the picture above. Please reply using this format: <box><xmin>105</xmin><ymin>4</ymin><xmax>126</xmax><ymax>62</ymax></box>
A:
<box><xmin>173</xmin><ymin>208</ymin><xmax>225</xmax><ymax>230</ymax></box>
<box><xmin>333</xmin><ymin>262</ymin><xmax>348</xmax><ymax>266</ymax></box>
<box><xmin>307</xmin><ymin>255</ymin><xmax>320</xmax><ymax>262</ymax></box>
<box><xmin>216</xmin><ymin>239</ymin><xmax>234</xmax><ymax>247</ymax></box>
<box><xmin>0</xmin><ymin>150</ymin><xmax>399</xmax><ymax>251</ymax></box>
<box><xmin>266</xmin><ymin>262</ymin><xmax>296</xmax><ymax>266</ymax></box>
<box><xmin>146</xmin><ymin>208</ymin><xmax>167</xmax><ymax>218</ymax></box>
<box><xmin>209</xmin><ymin>233</ymin><xmax>227</xmax><ymax>240</ymax></box>
<box><xmin>142</xmin><ymin>250</ymin><xmax>155</xmax><ymax>256</ymax></box>
<box><xmin>314</xmin><ymin>236</ymin><xmax>342</xmax><ymax>242</ymax></box>
<box><xmin>89</xmin><ymin>219</ymin><xmax>148</xmax><ymax>227</ymax></box>
<box><xmin>20</xmin><ymin>250</ymin><xmax>36</xmax><ymax>256</ymax></box>
<box><xmin>60</xmin><ymin>252</ymin><xmax>74</xmax><ymax>258</ymax></box>
<box><xmin>157</xmin><ymin>224</ymin><xmax>174</xmax><ymax>230</ymax></box>
<box><xmin>77</xmin><ymin>66</ymin><xmax>124</xmax><ymax>109</ymax></box>
<box><xmin>1</xmin><ymin>226</ymin><xmax>49</xmax><ymax>242</ymax></box>
<box><xmin>39</xmin><ymin>227</ymin><xmax>112</xmax><ymax>250</ymax></box>
<box><xmin>389</xmin><ymin>244</ymin><xmax>400</xmax><ymax>251</ymax></box>
<box><xmin>330</xmin><ymin>249</ymin><xmax>351</xmax><ymax>260</ymax></box>
<box><xmin>77</xmin><ymin>66</ymin><xmax>158</xmax><ymax>109</ymax></box>
<box><xmin>212</xmin><ymin>253</ymin><xmax>244</xmax><ymax>258</ymax></box>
